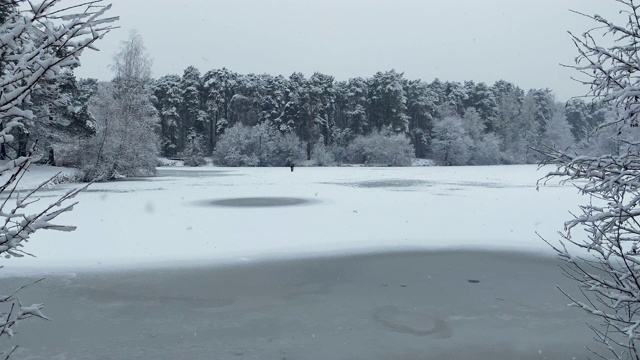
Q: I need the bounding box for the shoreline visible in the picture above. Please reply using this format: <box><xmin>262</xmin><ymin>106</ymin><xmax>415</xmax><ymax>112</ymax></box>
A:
<box><xmin>0</xmin><ymin>246</ymin><xmax>559</xmax><ymax>276</ymax></box>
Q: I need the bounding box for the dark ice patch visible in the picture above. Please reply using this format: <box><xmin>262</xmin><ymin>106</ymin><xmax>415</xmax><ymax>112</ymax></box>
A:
<box><xmin>200</xmin><ymin>197</ymin><xmax>319</xmax><ymax>208</ymax></box>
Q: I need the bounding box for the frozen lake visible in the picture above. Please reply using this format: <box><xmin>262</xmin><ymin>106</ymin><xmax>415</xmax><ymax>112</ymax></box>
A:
<box><xmin>4</xmin><ymin>251</ymin><xmax>600</xmax><ymax>359</ymax></box>
<box><xmin>4</xmin><ymin>164</ymin><xmax>582</xmax><ymax>270</ymax></box>
<box><xmin>0</xmin><ymin>164</ymin><xmax>599</xmax><ymax>358</ymax></box>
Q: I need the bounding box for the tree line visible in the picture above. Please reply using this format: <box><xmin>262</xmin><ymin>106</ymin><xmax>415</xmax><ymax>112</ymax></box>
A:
<box><xmin>7</xmin><ymin>32</ymin><xmax>616</xmax><ymax>177</ymax></box>
<box><xmin>151</xmin><ymin>66</ymin><xmax>609</xmax><ymax>166</ymax></box>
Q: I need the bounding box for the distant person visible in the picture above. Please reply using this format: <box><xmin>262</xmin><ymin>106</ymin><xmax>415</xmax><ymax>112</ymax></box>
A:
<box><xmin>286</xmin><ymin>158</ymin><xmax>295</xmax><ymax>172</ymax></box>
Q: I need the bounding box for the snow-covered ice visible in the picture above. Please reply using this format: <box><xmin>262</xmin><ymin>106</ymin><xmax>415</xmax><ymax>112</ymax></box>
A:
<box><xmin>3</xmin><ymin>164</ymin><xmax>582</xmax><ymax>272</ymax></box>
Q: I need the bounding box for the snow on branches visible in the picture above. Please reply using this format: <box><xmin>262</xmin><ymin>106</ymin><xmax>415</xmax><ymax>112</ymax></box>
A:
<box><xmin>1</xmin><ymin>0</ymin><xmax>117</xmax><ymax>123</ymax></box>
<box><xmin>0</xmin><ymin>0</ymin><xmax>117</xmax><ymax>356</ymax></box>
<box><xmin>539</xmin><ymin>1</ymin><xmax>640</xmax><ymax>358</ymax></box>
<box><xmin>539</xmin><ymin>147</ymin><xmax>640</xmax><ymax>359</ymax></box>
<box><xmin>568</xmin><ymin>0</ymin><xmax>640</xmax><ymax>128</ymax></box>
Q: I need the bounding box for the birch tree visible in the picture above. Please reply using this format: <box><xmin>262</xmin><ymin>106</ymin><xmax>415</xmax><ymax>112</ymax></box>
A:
<box><xmin>81</xmin><ymin>30</ymin><xmax>158</xmax><ymax>181</ymax></box>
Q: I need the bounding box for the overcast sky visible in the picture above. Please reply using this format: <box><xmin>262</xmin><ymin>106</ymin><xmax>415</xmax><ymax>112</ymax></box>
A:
<box><xmin>72</xmin><ymin>0</ymin><xmax>618</xmax><ymax>101</ymax></box>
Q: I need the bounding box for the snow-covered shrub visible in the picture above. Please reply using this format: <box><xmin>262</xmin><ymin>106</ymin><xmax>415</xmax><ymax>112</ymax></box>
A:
<box><xmin>346</xmin><ymin>129</ymin><xmax>414</xmax><ymax>166</ymax></box>
<box><xmin>183</xmin><ymin>130</ymin><xmax>207</xmax><ymax>167</ymax></box>
<box><xmin>311</xmin><ymin>143</ymin><xmax>336</xmax><ymax>166</ymax></box>
<box><xmin>213</xmin><ymin>123</ymin><xmax>305</xmax><ymax>167</ymax></box>
<box><xmin>470</xmin><ymin>134</ymin><xmax>502</xmax><ymax>165</ymax></box>
<box><xmin>431</xmin><ymin>117</ymin><xmax>472</xmax><ymax>166</ymax></box>
<box><xmin>212</xmin><ymin>124</ymin><xmax>260</xmax><ymax>166</ymax></box>
<box><xmin>328</xmin><ymin>144</ymin><xmax>349</xmax><ymax>165</ymax></box>
<box><xmin>0</xmin><ymin>0</ymin><xmax>116</xmax><ymax>355</ymax></box>
<box><xmin>259</xmin><ymin>130</ymin><xmax>306</xmax><ymax>167</ymax></box>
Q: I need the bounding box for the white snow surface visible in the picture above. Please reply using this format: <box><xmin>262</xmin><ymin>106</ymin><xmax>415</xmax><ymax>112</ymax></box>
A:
<box><xmin>2</xmin><ymin>164</ymin><xmax>583</xmax><ymax>273</ymax></box>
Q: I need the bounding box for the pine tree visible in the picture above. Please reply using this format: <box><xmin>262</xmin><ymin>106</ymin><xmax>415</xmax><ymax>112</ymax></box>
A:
<box><xmin>304</xmin><ymin>72</ymin><xmax>336</xmax><ymax>158</ymax></box>
<box><xmin>405</xmin><ymin>79</ymin><xmax>436</xmax><ymax>158</ymax></box>
<box><xmin>368</xmin><ymin>70</ymin><xmax>409</xmax><ymax>133</ymax></box>
<box><xmin>152</xmin><ymin>74</ymin><xmax>182</xmax><ymax>156</ymax></box>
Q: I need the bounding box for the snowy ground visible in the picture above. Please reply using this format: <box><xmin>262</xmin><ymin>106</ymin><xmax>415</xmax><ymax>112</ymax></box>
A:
<box><xmin>3</xmin><ymin>164</ymin><xmax>581</xmax><ymax>272</ymax></box>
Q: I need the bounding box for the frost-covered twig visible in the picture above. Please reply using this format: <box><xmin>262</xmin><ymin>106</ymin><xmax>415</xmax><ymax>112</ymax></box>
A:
<box><xmin>537</xmin><ymin>4</ymin><xmax>640</xmax><ymax>354</ymax></box>
<box><xmin>539</xmin><ymin>145</ymin><xmax>640</xmax><ymax>357</ymax></box>
<box><xmin>564</xmin><ymin>0</ymin><xmax>640</xmax><ymax>129</ymax></box>
<box><xmin>0</xmin><ymin>0</ymin><xmax>117</xmax><ymax>356</ymax></box>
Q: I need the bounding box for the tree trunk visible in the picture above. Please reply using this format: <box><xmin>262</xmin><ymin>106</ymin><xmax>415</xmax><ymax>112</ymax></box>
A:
<box><xmin>17</xmin><ymin>130</ymin><xmax>29</xmax><ymax>158</ymax></box>
<box><xmin>47</xmin><ymin>147</ymin><xmax>55</xmax><ymax>166</ymax></box>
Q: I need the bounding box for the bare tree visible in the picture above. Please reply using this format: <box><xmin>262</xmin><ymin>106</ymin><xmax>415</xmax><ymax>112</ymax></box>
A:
<box><xmin>539</xmin><ymin>1</ymin><xmax>640</xmax><ymax>358</ymax></box>
<box><xmin>0</xmin><ymin>0</ymin><xmax>116</xmax><ymax>356</ymax></box>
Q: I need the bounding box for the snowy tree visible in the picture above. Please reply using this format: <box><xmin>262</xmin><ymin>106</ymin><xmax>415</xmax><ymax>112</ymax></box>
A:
<box><xmin>179</xmin><ymin>66</ymin><xmax>203</xmax><ymax>151</ymax></box>
<box><xmin>23</xmin><ymin>73</ymin><xmax>98</xmax><ymax>165</ymax></box>
<box><xmin>462</xmin><ymin>109</ymin><xmax>502</xmax><ymax>165</ymax></box>
<box><xmin>0</xmin><ymin>0</ymin><xmax>16</xmax><ymax>23</ymax></box>
<box><xmin>565</xmin><ymin>99</ymin><xmax>590</xmax><ymax>142</ymax></box>
<box><xmin>346</xmin><ymin>129</ymin><xmax>414</xmax><ymax>166</ymax></box>
<box><xmin>368</xmin><ymin>70</ymin><xmax>409</xmax><ymax>133</ymax></box>
<box><xmin>183</xmin><ymin>129</ymin><xmax>206</xmax><ymax>166</ymax></box>
<box><xmin>300</xmin><ymin>72</ymin><xmax>335</xmax><ymax>159</ymax></box>
<box><xmin>465</xmin><ymin>82</ymin><xmax>499</xmax><ymax>132</ymax></box>
<box><xmin>405</xmin><ymin>79</ymin><xmax>436</xmax><ymax>158</ymax></box>
<box><xmin>530</xmin><ymin>89</ymin><xmax>555</xmax><ymax>136</ymax></box>
<box><xmin>202</xmin><ymin>68</ymin><xmax>238</xmax><ymax>153</ymax></box>
<box><xmin>442</xmin><ymin>81</ymin><xmax>467</xmax><ymax>117</ymax></box>
<box><xmin>431</xmin><ymin>116</ymin><xmax>472</xmax><ymax>166</ymax></box>
<box><xmin>542</xmin><ymin>104</ymin><xmax>575</xmax><ymax>151</ymax></box>
<box><xmin>427</xmin><ymin>78</ymin><xmax>447</xmax><ymax>118</ymax></box>
<box><xmin>472</xmin><ymin>133</ymin><xmax>502</xmax><ymax>165</ymax></box>
<box><xmin>152</xmin><ymin>74</ymin><xmax>182</xmax><ymax>157</ymax></box>
<box><xmin>504</xmin><ymin>90</ymin><xmax>545</xmax><ymax>163</ymax></box>
<box><xmin>228</xmin><ymin>73</ymin><xmax>262</xmax><ymax>128</ymax></box>
<box><xmin>258</xmin><ymin>74</ymin><xmax>292</xmax><ymax>132</ymax></box>
<box><xmin>492</xmin><ymin>81</ymin><xmax>524</xmax><ymax>159</ymax></box>
<box><xmin>0</xmin><ymin>0</ymin><xmax>116</xmax><ymax>355</ymax></box>
<box><xmin>80</xmin><ymin>31</ymin><xmax>158</xmax><ymax>181</ymax></box>
<box><xmin>461</xmin><ymin>108</ymin><xmax>484</xmax><ymax>143</ymax></box>
<box><xmin>336</xmin><ymin>77</ymin><xmax>369</xmax><ymax>137</ymax></box>
<box><xmin>259</xmin><ymin>126</ymin><xmax>306</xmax><ymax>167</ymax></box>
<box><xmin>212</xmin><ymin>123</ymin><xmax>305</xmax><ymax>167</ymax></box>
<box><xmin>538</xmin><ymin>2</ymin><xmax>640</xmax><ymax>358</ymax></box>
<box><xmin>211</xmin><ymin>123</ymin><xmax>259</xmax><ymax>166</ymax></box>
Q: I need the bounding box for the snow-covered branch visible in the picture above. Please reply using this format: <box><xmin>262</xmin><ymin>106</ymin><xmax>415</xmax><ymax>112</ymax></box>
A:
<box><xmin>537</xmin><ymin>2</ymin><xmax>640</xmax><ymax>358</ymax></box>
<box><xmin>540</xmin><ymin>141</ymin><xmax>640</xmax><ymax>357</ymax></box>
<box><xmin>566</xmin><ymin>0</ymin><xmax>640</xmax><ymax>129</ymax></box>
<box><xmin>0</xmin><ymin>1</ymin><xmax>117</xmax><ymax>355</ymax></box>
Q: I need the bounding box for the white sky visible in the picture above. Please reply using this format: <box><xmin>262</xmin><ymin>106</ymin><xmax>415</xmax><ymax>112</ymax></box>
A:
<box><xmin>71</xmin><ymin>0</ymin><xmax>619</xmax><ymax>101</ymax></box>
